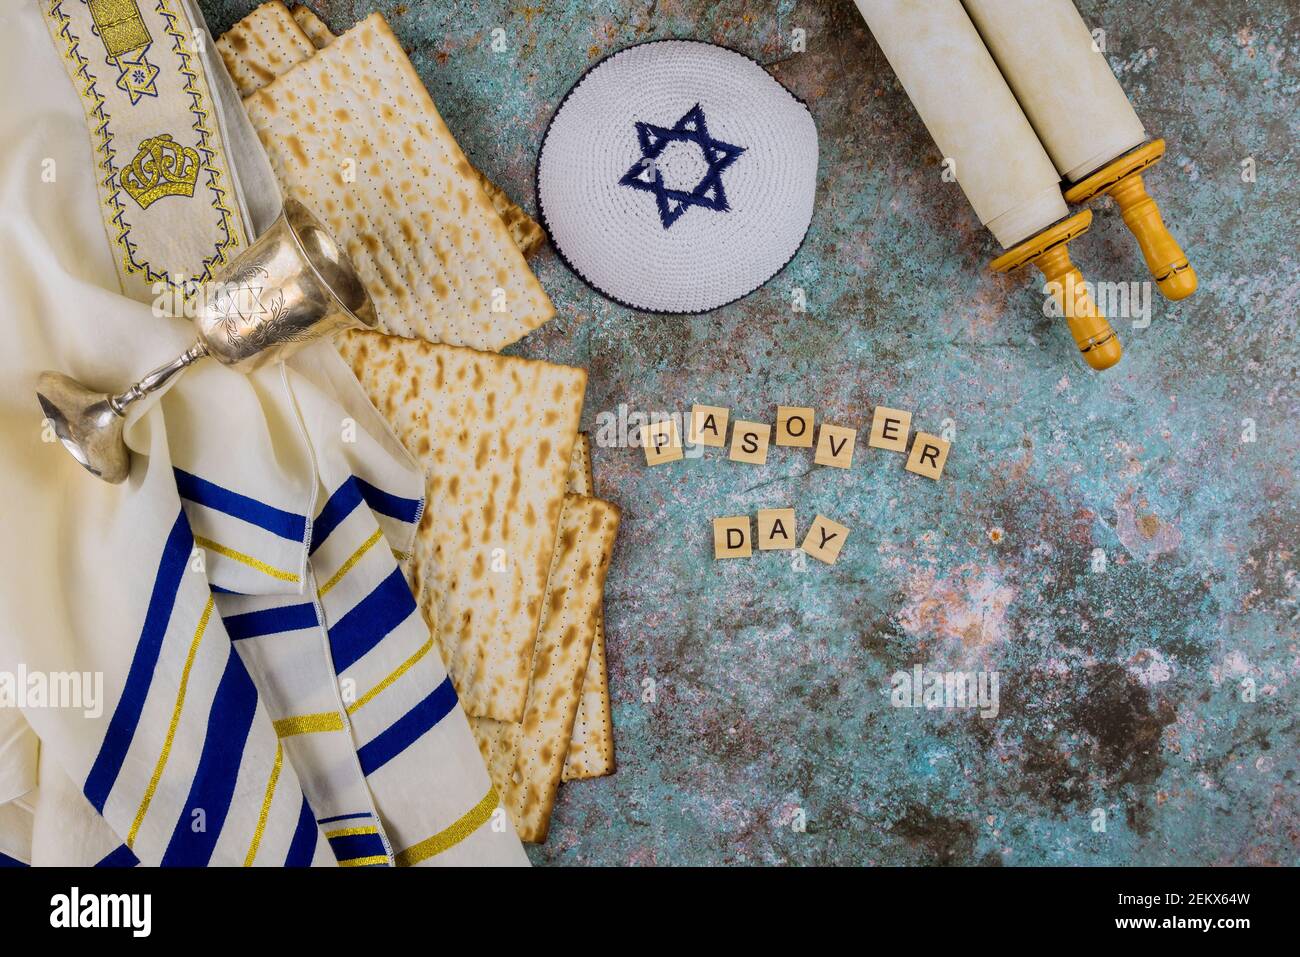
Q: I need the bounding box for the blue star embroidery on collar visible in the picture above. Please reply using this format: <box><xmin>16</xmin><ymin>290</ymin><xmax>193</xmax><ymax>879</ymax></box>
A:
<box><xmin>618</xmin><ymin>104</ymin><xmax>746</xmax><ymax>229</ymax></box>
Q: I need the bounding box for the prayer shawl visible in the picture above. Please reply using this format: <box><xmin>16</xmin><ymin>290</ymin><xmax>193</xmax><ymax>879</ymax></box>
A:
<box><xmin>0</xmin><ymin>0</ymin><xmax>526</xmax><ymax>867</ymax></box>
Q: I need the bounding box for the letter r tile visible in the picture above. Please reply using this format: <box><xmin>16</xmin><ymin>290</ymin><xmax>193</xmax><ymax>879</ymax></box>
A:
<box><xmin>905</xmin><ymin>432</ymin><xmax>951</xmax><ymax>480</ymax></box>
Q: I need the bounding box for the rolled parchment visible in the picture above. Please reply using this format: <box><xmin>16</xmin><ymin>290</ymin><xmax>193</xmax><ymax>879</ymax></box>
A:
<box><xmin>961</xmin><ymin>0</ymin><xmax>1145</xmax><ymax>181</ymax></box>
<box><xmin>962</xmin><ymin>0</ymin><xmax>1195</xmax><ymax>300</ymax></box>
<box><xmin>853</xmin><ymin>0</ymin><xmax>1067</xmax><ymax>248</ymax></box>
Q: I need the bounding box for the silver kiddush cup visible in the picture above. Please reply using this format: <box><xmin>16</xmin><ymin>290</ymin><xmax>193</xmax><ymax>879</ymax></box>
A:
<box><xmin>36</xmin><ymin>200</ymin><xmax>376</xmax><ymax>483</ymax></box>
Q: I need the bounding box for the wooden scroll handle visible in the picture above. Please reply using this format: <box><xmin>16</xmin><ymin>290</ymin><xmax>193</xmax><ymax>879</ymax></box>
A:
<box><xmin>1108</xmin><ymin>172</ymin><xmax>1197</xmax><ymax>300</ymax></box>
<box><xmin>990</xmin><ymin>210</ymin><xmax>1122</xmax><ymax>371</ymax></box>
<box><xmin>1064</xmin><ymin>140</ymin><xmax>1197</xmax><ymax>301</ymax></box>
<box><xmin>1034</xmin><ymin>244</ymin><xmax>1123</xmax><ymax>370</ymax></box>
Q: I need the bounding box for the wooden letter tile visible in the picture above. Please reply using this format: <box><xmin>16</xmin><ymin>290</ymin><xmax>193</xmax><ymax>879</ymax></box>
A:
<box><xmin>728</xmin><ymin>420</ymin><xmax>771</xmax><ymax>465</ymax></box>
<box><xmin>688</xmin><ymin>404</ymin><xmax>730</xmax><ymax>447</ymax></box>
<box><xmin>814</xmin><ymin>423</ymin><xmax>856</xmax><ymax>469</ymax></box>
<box><xmin>640</xmin><ymin>419</ymin><xmax>683</xmax><ymax>466</ymax></box>
<box><xmin>801</xmin><ymin>514</ymin><xmax>850</xmax><ymax>565</ymax></box>
<box><xmin>757</xmin><ymin>508</ymin><xmax>797</xmax><ymax>550</ymax></box>
<box><xmin>713</xmin><ymin>515</ymin><xmax>752</xmax><ymax>559</ymax></box>
<box><xmin>905</xmin><ymin>432</ymin><xmax>951</xmax><ymax>480</ymax></box>
<box><xmin>775</xmin><ymin>406</ymin><xmax>815</xmax><ymax>448</ymax></box>
<box><xmin>868</xmin><ymin>406</ymin><xmax>912</xmax><ymax>452</ymax></box>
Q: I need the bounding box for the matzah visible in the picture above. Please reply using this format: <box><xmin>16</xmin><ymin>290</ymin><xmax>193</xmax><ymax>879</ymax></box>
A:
<box><xmin>243</xmin><ymin>12</ymin><xmax>553</xmax><ymax>351</ymax></box>
<box><xmin>566</xmin><ymin>431</ymin><xmax>596</xmax><ymax>497</ymax></box>
<box><xmin>338</xmin><ymin>330</ymin><xmax>585</xmax><ymax>722</ymax></box>
<box><xmin>289</xmin><ymin>4</ymin><xmax>335</xmax><ymax>49</ymax></box>
<box><xmin>216</xmin><ymin>1</ymin><xmax>315</xmax><ymax>99</ymax></box>
<box><xmin>472</xmin><ymin>494</ymin><xmax>620</xmax><ymax>842</ymax></box>
<box><xmin>223</xmin><ymin>6</ymin><xmax>547</xmax><ymax>257</ymax></box>
<box><xmin>474</xmin><ymin>172</ymin><xmax>546</xmax><ymax>258</ymax></box>
<box><xmin>561</xmin><ymin>434</ymin><xmax>616</xmax><ymax>780</ymax></box>
<box><xmin>287</xmin><ymin>6</ymin><xmax>545</xmax><ymax>257</ymax></box>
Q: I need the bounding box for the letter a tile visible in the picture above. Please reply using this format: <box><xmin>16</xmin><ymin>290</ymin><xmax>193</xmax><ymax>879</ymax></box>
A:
<box><xmin>757</xmin><ymin>508</ymin><xmax>797</xmax><ymax>550</ymax></box>
<box><xmin>689</xmin><ymin>404</ymin><xmax>730</xmax><ymax>447</ymax></box>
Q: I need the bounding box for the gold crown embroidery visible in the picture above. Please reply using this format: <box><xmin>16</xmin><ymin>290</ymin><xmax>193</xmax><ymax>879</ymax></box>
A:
<box><xmin>120</xmin><ymin>134</ymin><xmax>200</xmax><ymax>209</ymax></box>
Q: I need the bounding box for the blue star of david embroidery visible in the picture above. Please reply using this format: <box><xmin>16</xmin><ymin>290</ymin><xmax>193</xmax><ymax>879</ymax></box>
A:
<box><xmin>618</xmin><ymin>104</ymin><xmax>746</xmax><ymax>229</ymax></box>
<box><xmin>111</xmin><ymin>46</ymin><xmax>160</xmax><ymax>105</ymax></box>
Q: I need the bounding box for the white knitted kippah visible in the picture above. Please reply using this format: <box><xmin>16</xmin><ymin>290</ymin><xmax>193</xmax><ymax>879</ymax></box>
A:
<box><xmin>537</xmin><ymin>40</ymin><xmax>819</xmax><ymax>314</ymax></box>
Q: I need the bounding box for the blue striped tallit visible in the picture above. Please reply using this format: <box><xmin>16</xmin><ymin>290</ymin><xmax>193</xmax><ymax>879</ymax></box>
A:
<box><xmin>83</xmin><ymin>512</ymin><xmax>193</xmax><ymax>814</ymax></box>
<box><xmin>159</xmin><ymin>644</ymin><xmax>260</xmax><ymax>866</ymax></box>
<box><xmin>3</xmin><ymin>0</ymin><xmax>518</xmax><ymax>868</ymax></box>
<box><xmin>217</xmin><ymin>471</ymin><xmax>528</xmax><ymax>867</ymax></box>
<box><xmin>175</xmin><ymin>467</ymin><xmax>310</xmax><ymax>596</ymax></box>
<box><xmin>356</xmin><ymin>676</ymin><xmax>458</xmax><ymax>776</ymax></box>
<box><xmin>79</xmin><ymin>508</ymin><xmax>334</xmax><ymax>867</ymax></box>
<box><xmin>96</xmin><ymin>845</ymin><xmax>140</xmax><ymax>868</ymax></box>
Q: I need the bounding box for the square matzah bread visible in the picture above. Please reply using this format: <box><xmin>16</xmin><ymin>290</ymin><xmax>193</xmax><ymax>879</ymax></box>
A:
<box><xmin>216</xmin><ymin>1</ymin><xmax>315</xmax><ymax>98</ymax></box>
<box><xmin>561</xmin><ymin>434</ymin><xmax>616</xmax><ymax>780</ymax></box>
<box><xmin>243</xmin><ymin>12</ymin><xmax>553</xmax><ymax>351</ymax></box>
<box><xmin>222</xmin><ymin>6</ymin><xmax>546</xmax><ymax>257</ymax></box>
<box><xmin>471</xmin><ymin>494</ymin><xmax>620</xmax><ymax>842</ymax></box>
<box><xmin>283</xmin><ymin>6</ymin><xmax>547</xmax><ymax>257</ymax></box>
<box><xmin>337</xmin><ymin>330</ymin><xmax>585</xmax><ymax>722</ymax></box>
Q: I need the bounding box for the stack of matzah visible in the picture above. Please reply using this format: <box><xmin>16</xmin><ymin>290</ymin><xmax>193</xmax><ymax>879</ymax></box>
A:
<box><xmin>338</xmin><ymin>332</ymin><xmax>620</xmax><ymax>841</ymax></box>
<box><xmin>288</xmin><ymin>3</ymin><xmax>334</xmax><ymax>48</ymax></box>
<box><xmin>470</xmin><ymin>492</ymin><xmax>619</xmax><ymax>842</ymax></box>
<box><xmin>216</xmin><ymin>1</ymin><xmax>316</xmax><ymax>96</ymax></box>
<box><xmin>338</xmin><ymin>330</ymin><xmax>585</xmax><ymax>720</ymax></box>
<box><xmin>218</xmin><ymin>2</ymin><xmax>545</xmax><ymax>258</ymax></box>
<box><xmin>220</xmin><ymin>5</ymin><xmax>620</xmax><ymax>844</ymax></box>
<box><xmin>233</xmin><ymin>9</ymin><xmax>549</xmax><ymax>350</ymax></box>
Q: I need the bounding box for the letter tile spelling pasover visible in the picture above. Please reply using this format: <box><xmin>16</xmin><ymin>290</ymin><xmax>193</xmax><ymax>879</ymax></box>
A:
<box><xmin>775</xmin><ymin>406</ymin><xmax>815</xmax><ymax>448</ymax></box>
<box><xmin>688</xmin><ymin>404</ymin><xmax>730</xmax><ymax>448</ymax></box>
<box><xmin>641</xmin><ymin>419</ymin><xmax>684</xmax><ymax>466</ymax></box>
<box><xmin>868</xmin><ymin>406</ymin><xmax>912</xmax><ymax>453</ymax></box>
<box><xmin>814</xmin><ymin>423</ymin><xmax>856</xmax><ymax>469</ymax></box>
<box><xmin>729</xmin><ymin>420</ymin><xmax>771</xmax><ymax>465</ymax></box>
<box><xmin>905</xmin><ymin>432</ymin><xmax>951</xmax><ymax>481</ymax></box>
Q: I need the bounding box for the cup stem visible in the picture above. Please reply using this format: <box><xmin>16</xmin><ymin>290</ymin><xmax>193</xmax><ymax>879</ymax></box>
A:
<box><xmin>108</xmin><ymin>340</ymin><xmax>209</xmax><ymax>416</ymax></box>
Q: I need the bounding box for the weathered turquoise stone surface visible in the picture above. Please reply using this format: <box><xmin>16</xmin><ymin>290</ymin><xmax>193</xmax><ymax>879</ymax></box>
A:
<box><xmin>202</xmin><ymin>0</ymin><xmax>1299</xmax><ymax>865</ymax></box>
